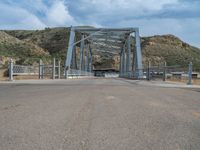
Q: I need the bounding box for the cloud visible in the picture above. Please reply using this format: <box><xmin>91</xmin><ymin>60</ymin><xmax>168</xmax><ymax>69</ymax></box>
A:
<box><xmin>0</xmin><ymin>2</ymin><xmax>46</xmax><ymax>29</ymax></box>
<box><xmin>115</xmin><ymin>18</ymin><xmax>200</xmax><ymax>48</ymax></box>
<box><xmin>0</xmin><ymin>0</ymin><xmax>199</xmax><ymax>47</ymax></box>
<box><xmin>0</xmin><ymin>0</ymin><xmax>77</xmax><ymax>29</ymax></box>
<box><xmin>46</xmin><ymin>0</ymin><xmax>77</xmax><ymax>26</ymax></box>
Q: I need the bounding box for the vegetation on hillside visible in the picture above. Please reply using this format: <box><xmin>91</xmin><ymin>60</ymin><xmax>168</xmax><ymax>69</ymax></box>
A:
<box><xmin>1</xmin><ymin>27</ymin><xmax>200</xmax><ymax>70</ymax></box>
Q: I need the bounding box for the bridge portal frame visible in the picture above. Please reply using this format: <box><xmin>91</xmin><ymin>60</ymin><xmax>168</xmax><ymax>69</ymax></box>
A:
<box><xmin>65</xmin><ymin>27</ymin><xmax>143</xmax><ymax>79</ymax></box>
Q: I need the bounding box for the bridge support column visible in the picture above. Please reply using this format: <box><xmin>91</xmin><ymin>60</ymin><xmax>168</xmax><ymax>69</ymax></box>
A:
<box><xmin>122</xmin><ymin>45</ymin><xmax>126</xmax><ymax>77</ymax></box>
<box><xmin>72</xmin><ymin>46</ymin><xmax>77</xmax><ymax>69</ymax></box>
<box><xmin>65</xmin><ymin>27</ymin><xmax>75</xmax><ymax>79</ymax></box>
<box><xmin>119</xmin><ymin>53</ymin><xmax>123</xmax><ymax>77</ymax></box>
<box><xmin>89</xmin><ymin>45</ymin><xmax>93</xmax><ymax>72</ymax></box>
<box><xmin>86</xmin><ymin>45</ymin><xmax>91</xmax><ymax>72</ymax></box>
<box><xmin>79</xmin><ymin>34</ymin><xmax>85</xmax><ymax>72</ymax></box>
<box><xmin>135</xmin><ymin>28</ymin><xmax>143</xmax><ymax>78</ymax></box>
<box><xmin>126</xmin><ymin>35</ymin><xmax>131</xmax><ymax>77</ymax></box>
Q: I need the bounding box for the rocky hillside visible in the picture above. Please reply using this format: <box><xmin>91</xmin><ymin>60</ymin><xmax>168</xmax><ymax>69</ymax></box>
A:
<box><xmin>1</xmin><ymin>27</ymin><xmax>200</xmax><ymax>70</ymax></box>
<box><xmin>141</xmin><ymin>35</ymin><xmax>200</xmax><ymax>69</ymax></box>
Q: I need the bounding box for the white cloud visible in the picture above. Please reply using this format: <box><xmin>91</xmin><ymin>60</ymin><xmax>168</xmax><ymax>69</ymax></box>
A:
<box><xmin>0</xmin><ymin>3</ymin><xmax>46</xmax><ymax>29</ymax></box>
<box><xmin>46</xmin><ymin>0</ymin><xmax>77</xmax><ymax>26</ymax></box>
<box><xmin>115</xmin><ymin>18</ymin><xmax>200</xmax><ymax>47</ymax></box>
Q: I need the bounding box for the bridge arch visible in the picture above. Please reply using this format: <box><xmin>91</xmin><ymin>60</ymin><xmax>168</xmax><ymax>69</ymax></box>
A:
<box><xmin>65</xmin><ymin>27</ymin><xmax>143</xmax><ymax>78</ymax></box>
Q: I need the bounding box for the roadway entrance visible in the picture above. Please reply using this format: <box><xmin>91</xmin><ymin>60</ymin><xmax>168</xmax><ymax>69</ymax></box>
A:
<box><xmin>65</xmin><ymin>27</ymin><xmax>143</xmax><ymax>79</ymax></box>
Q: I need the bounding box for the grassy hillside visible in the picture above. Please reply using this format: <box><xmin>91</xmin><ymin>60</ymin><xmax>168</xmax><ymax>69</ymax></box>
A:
<box><xmin>2</xmin><ymin>27</ymin><xmax>200</xmax><ymax>70</ymax></box>
<box><xmin>141</xmin><ymin>35</ymin><xmax>200</xmax><ymax>69</ymax></box>
<box><xmin>0</xmin><ymin>30</ymin><xmax>50</xmax><ymax>65</ymax></box>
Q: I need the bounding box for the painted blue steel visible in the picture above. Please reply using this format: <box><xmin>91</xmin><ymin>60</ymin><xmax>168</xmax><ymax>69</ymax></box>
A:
<box><xmin>72</xmin><ymin>46</ymin><xmax>78</xmax><ymax>69</ymax></box>
<box><xmin>119</xmin><ymin>53</ymin><xmax>123</xmax><ymax>77</ymax></box>
<box><xmin>89</xmin><ymin>45</ymin><xmax>93</xmax><ymax>72</ymax></box>
<box><xmin>86</xmin><ymin>45</ymin><xmax>90</xmax><ymax>72</ymax></box>
<box><xmin>65</xmin><ymin>27</ymin><xmax>75</xmax><ymax>78</ymax></box>
<box><xmin>122</xmin><ymin>45</ymin><xmax>126</xmax><ymax>77</ymax></box>
<box><xmin>126</xmin><ymin>35</ymin><xmax>131</xmax><ymax>73</ymax></box>
<box><xmin>74</xmin><ymin>27</ymin><xmax>138</xmax><ymax>32</ymax></box>
<box><xmin>65</xmin><ymin>27</ymin><xmax>144</xmax><ymax>79</ymax></box>
<box><xmin>135</xmin><ymin>28</ymin><xmax>143</xmax><ymax>78</ymax></box>
<box><xmin>79</xmin><ymin>34</ymin><xmax>85</xmax><ymax>71</ymax></box>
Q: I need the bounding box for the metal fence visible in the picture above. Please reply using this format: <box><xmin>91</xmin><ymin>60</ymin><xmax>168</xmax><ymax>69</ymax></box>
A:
<box><xmin>8</xmin><ymin>58</ymin><xmax>94</xmax><ymax>81</ymax></box>
<box><xmin>13</xmin><ymin>65</ymin><xmax>39</xmax><ymax>75</ymax></box>
<box><xmin>120</xmin><ymin>62</ymin><xmax>199</xmax><ymax>85</ymax></box>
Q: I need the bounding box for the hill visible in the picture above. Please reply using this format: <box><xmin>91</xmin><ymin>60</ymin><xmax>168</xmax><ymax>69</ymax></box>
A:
<box><xmin>2</xmin><ymin>27</ymin><xmax>200</xmax><ymax>70</ymax></box>
<box><xmin>141</xmin><ymin>35</ymin><xmax>200</xmax><ymax>69</ymax></box>
<box><xmin>0</xmin><ymin>30</ymin><xmax>50</xmax><ymax>65</ymax></box>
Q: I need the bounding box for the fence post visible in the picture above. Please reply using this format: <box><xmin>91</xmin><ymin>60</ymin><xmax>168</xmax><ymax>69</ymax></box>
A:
<box><xmin>188</xmin><ymin>62</ymin><xmax>192</xmax><ymax>85</ymax></box>
<box><xmin>52</xmin><ymin>58</ymin><xmax>55</xmax><ymax>80</ymax></box>
<box><xmin>58</xmin><ymin>60</ymin><xmax>61</xmax><ymax>79</ymax></box>
<box><xmin>163</xmin><ymin>62</ymin><xmax>167</xmax><ymax>82</ymax></box>
<box><xmin>147</xmin><ymin>61</ymin><xmax>151</xmax><ymax>81</ymax></box>
<box><xmin>9</xmin><ymin>59</ymin><xmax>13</xmax><ymax>81</ymax></box>
<box><xmin>39</xmin><ymin>59</ymin><xmax>42</xmax><ymax>79</ymax></box>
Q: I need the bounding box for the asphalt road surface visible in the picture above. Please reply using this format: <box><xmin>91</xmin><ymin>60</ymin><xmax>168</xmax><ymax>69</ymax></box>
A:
<box><xmin>0</xmin><ymin>78</ymin><xmax>200</xmax><ymax>150</ymax></box>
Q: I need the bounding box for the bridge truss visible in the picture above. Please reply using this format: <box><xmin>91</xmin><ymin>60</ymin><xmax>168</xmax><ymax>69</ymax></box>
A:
<box><xmin>65</xmin><ymin>27</ymin><xmax>143</xmax><ymax>78</ymax></box>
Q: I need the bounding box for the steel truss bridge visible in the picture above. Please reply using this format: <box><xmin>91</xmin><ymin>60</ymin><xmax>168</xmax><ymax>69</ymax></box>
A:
<box><xmin>65</xmin><ymin>27</ymin><xmax>143</xmax><ymax>78</ymax></box>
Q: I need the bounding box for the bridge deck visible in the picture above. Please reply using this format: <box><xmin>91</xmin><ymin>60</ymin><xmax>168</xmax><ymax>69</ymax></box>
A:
<box><xmin>0</xmin><ymin>78</ymin><xmax>200</xmax><ymax>150</ymax></box>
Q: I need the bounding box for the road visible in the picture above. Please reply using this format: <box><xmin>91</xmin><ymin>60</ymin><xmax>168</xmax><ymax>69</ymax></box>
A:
<box><xmin>0</xmin><ymin>78</ymin><xmax>200</xmax><ymax>150</ymax></box>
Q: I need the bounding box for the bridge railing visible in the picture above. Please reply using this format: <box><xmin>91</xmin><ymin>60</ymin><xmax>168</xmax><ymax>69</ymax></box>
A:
<box><xmin>65</xmin><ymin>69</ymin><xmax>94</xmax><ymax>78</ymax></box>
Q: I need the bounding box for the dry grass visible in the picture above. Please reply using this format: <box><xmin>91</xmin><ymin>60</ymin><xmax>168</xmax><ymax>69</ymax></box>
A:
<box><xmin>0</xmin><ymin>69</ymin><xmax>8</xmax><ymax>81</ymax></box>
<box><xmin>14</xmin><ymin>75</ymin><xmax>53</xmax><ymax>80</ymax></box>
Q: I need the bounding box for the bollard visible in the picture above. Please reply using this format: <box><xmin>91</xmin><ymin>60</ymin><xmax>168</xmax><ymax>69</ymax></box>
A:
<box><xmin>188</xmin><ymin>62</ymin><xmax>192</xmax><ymax>85</ymax></box>
<box><xmin>39</xmin><ymin>59</ymin><xmax>43</xmax><ymax>79</ymax></box>
<box><xmin>163</xmin><ymin>62</ymin><xmax>167</xmax><ymax>82</ymax></box>
<box><xmin>9</xmin><ymin>59</ymin><xmax>13</xmax><ymax>81</ymax></box>
<box><xmin>147</xmin><ymin>61</ymin><xmax>151</xmax><ymax>81</ymax></box>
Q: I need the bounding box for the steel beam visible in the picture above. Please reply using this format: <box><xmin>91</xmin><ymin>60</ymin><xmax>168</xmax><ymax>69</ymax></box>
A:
<box><xmin>120</xmin><ymin>45</ymin><xmax>126</xmax><ymax>77</ymax></box>
<box><xmin>89</xmin><ymin>38</ymin><xmax>123</xmax><ymax>43</ymax></box>
<box><xmin>74</xmin><ymin>27</ymin><xmax>137</xmax><ymax>32</ymax></box>
<box><xmin>92</xmin><ymin>42</ymin><xmax>121</xmax><ymax>49</ymax></box>
<box><xmin>94</xmin><ymin>49</ymin><xmax>119</xmax><ymax>55</ymax></box>
<box><xmin>135</xmin><ymin>28</ymin><xmax>143</xmax><ymax>78</ymax></box>
<box><xmin>71</xmin><ymin>46</ymin><xmax>77</xmax><ymax>69</ymax></box>
<box><xmin>79</xmin><ymin>34</ymin><xmax>85</xmax><ymax>71</ymax></box>
<box><xmin>85</xmin><ymin>45</ymin><xmax>90</xmax><ymax>72</ymax></box>
<box><xmin>90</xmin><ymin>35</ymin><xmax>123</xmax><ymax>41</ymax></box>
<box><xmin>89</xmin><ymin>45</ymin><xmax>93</xmax><ymax>72</ymax></box>
<box><xmin>126</xmin><ymin>35</ymin><xmax>131</xmax><ymax>73</ymax></box>
<box><xmin>122</xmin><ymin>45</ymin><xmax>126</xmax><ymax>76</ymax></box>
<box><xmin>65</xmin><ymin>27</ymin><xmax>75</xmax><ymax>78</ymax></box>
<box><xmin>119</xmin><ymin>53</ymin><xmax>123</xmax><ymax>77</ymax></box>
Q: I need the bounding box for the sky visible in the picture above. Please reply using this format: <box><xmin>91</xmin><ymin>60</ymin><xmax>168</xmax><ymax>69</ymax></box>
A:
<box><xmin>0</xmin><ymin>0</ymin><xmax>199</xmax><ymax>47</ymax></box>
